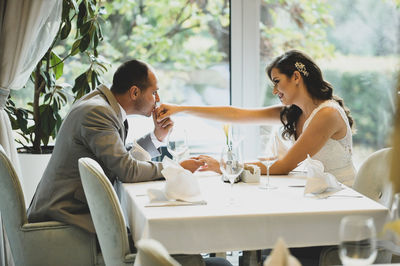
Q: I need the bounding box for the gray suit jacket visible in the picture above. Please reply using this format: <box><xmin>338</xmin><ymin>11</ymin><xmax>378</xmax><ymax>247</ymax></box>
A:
<box><xmin>27</xmin><ymin>85</ymin><xmax>164</xmax><ymax>233</ymax></box>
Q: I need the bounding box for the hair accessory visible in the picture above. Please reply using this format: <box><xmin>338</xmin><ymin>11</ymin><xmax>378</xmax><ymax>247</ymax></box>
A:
<box><xmin>294</xmin><ymin>62</ymin><xmax>309</xmax><ymax>77</ymax></box>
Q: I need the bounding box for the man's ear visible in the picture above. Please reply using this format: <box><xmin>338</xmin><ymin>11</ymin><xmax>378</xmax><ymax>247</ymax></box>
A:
<box><xmin>129</xmin><ymin>86</ymin><xmax>140</xmax><ymax>100</ymax></box>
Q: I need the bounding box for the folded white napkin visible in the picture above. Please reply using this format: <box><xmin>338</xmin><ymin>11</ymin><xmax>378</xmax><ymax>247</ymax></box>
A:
<box><xmin>129</xmin><ymin>141</ymin><xmax>151</xmax><ymax>161</ymax></box>
<box><xmin>240</xmin><ymin>164</ymin><xmax>260</xmax><ymax>183</ymax></box>
<box><xmin>147</xmin><ymin>157</ymin><xmax>205</xmax><ymax>204</ymax></box>
<box><xmin>303</xmin><ymin>155</ymin><xmax>342</xmax><ymax>197</ymax></box>
<box><xmin>263</xmin><ymin>238</ymin><xmax>302</xmax><ymax>266</ymax></box>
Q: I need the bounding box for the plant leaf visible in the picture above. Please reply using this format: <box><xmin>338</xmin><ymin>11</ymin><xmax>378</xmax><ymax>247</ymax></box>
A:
<box><xmin>62</xmin><ymin>0</ymin><xmax>70</xmax><ymax>21</ymax></box>
<box><xmin>80</xmin><ymin>21</ymin><xmax>92</xmax><ymax>36</ymax></box>
<box><xmin>79</xmin><ymin>34</ymin><xmax>91</xmax><ymax>52</ymax></box>
<box><xmin>71</xmin><ymin>39</ymin><xmax>81</xmax><ymax>56</ymax></box>
<box><xmin>72</xmin><ymin>72</ymin><xmax>87</xmax><ymax>97</ymax></box>
<box><xmin>50</xmin><ymin>51</ymin><xmax>64</xmax><ymax>80</ymax></box>
<box><xmin>61</xmin><ymin>19</ymin><xmax>72</xmax><ymax>40</ymax></box>
<box><xmin>77</xmin><ymin>1</ymin><xmax>87</xmax><ymax>27</ymax></box>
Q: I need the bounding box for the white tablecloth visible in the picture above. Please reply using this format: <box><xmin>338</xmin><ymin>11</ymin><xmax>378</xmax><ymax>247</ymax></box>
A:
<box><xmin>118</xmin><ymin>173</ymin><xmax>388</xmax><ymax>254</ymax></box>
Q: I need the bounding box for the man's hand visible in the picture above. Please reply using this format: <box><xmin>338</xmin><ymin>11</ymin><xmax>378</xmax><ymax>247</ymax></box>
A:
<box><xmin>153</xmin><ymin>108</ymin><xmax>174</xmax><ymax>142</ymax></box>
<box><xmin>179</xmin><ymin>158</ymin><xmax>205</xmax><ymax>173</ymax></box>
<box><xmin>156</xmin><ymin>103</ymin><xmax>179</xmax><ymax>122</ymax></box>
<box><xmin>192</xmin><ymin>155</ymin><xmax>222</xmax><ymax>174</ymax></box>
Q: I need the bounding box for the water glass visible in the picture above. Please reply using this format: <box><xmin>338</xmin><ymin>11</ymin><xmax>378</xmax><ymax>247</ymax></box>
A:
<box><xmin>339</xmin><ymin>215</ymin><xmax>377</xmax><ymax>266</ymax></box>
<box><xmin>259</xmin><ymin>134</ymin><xmax>278</xmax><ymax>190</ymax></box>
<box><xmin>220</xmin><ymin>145</ymin><xmax>243</xmax><ymax>204</ymax></box>
<box><xmin>167</xmin><ymin>129</ymin><xmax>189</xmax><ymax>162</ymax></box>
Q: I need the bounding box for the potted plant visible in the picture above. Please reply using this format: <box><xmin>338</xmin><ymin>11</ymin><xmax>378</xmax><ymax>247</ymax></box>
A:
<box><xmin>6</xmin><ymin>0</ymin><xmax>108</xmax><ymax>154</ymax></box>
<box><xmin>5</xmin><ymin>0</ymin><xmax>108</xmax><ymax>204</ymax></box>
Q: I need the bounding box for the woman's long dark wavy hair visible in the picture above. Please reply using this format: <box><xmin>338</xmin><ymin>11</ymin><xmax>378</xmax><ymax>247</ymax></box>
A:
<box><xmin>266</xmin><ymin>50</ymin><xmax>354</xmax><ymax>140</ymax></box>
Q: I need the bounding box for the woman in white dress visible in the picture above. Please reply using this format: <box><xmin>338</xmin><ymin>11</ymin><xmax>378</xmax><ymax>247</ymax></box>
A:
<box><xmin>156</xmin><ymin>50</ymin><xmax>356</xmax><ymax>186</ymax></box>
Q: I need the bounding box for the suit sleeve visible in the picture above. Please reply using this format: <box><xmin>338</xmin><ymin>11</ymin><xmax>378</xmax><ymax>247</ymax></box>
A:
<box><xmin>137</xmin><ymin>133</ymin><xmax>161</xmax><ymax>158</ymax></box>
<box><xmin>80</xmin><ymin>106</ymin><xmax>163</xmax><ymax>183</ymax></box>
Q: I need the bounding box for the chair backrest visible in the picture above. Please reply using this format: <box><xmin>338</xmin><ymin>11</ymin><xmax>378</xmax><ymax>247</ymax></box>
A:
<box><xmin>0</xmin><ymin>145</ymin><xmax>27</xmax><ymax>245</ymax></box>
<box><xmin>78</xmin><ymin>157</ymin><xmax>132</xmax><ymax>266</ymax></box>
<box><xmin>353</xmin><ymin>148</ymin><xmax>393</xmax><ymax>207</ymax></box>
<box><xmin>134</xmin><ymin>239</ymin><xmax>180</xmax><ymax>266</ymax></box>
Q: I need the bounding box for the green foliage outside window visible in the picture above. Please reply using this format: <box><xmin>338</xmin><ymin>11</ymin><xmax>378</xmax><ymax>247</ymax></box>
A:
<box><xmin>261</xmin><ymin>0</ymin><xmax>399</xmax><ymax>152</ymax></box>
<box><xmin>326</xmin><ymin>70</ymin><xmax>397</xmax><ymax>148</ymax></box>
<box><xmin>5</xmin><ymin>0</ymin><xmax>399</xmax><ymax>154</ymax></box>
<box><xmin>100</xmin><ymin>0</ymin><xmax>229</xmax><ymax>68</ymax></box>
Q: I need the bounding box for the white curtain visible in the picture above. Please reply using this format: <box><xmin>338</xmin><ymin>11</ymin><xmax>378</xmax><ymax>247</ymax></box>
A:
<box><xmin>0</xmin><ymin>0</ymin><xmax>62</xmax><ymax>176</ymax></box>
<box><xmin>0</xmin><ymin>1</ymin><xmax>62</xmax><ymax>265</ymax></box>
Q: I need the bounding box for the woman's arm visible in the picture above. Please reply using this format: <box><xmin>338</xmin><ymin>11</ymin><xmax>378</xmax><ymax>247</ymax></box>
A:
<box><xmin>186</xmin><ymin>107</ymin><xmax>347</xmax><ymax>175</ymax></box>
<box><xmin>266</xmin><ymin>107</ymin><xmax>347</xmax><ymax>175</ymax></box>
<box><xmin>156</xmin><ymin>103</ymin><xmax>283</xmax><ymax>124</ymax></box>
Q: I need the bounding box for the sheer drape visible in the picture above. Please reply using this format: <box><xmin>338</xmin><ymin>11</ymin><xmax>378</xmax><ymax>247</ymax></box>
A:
<box><xmin>0</xmin><ymin>1</ymin><xmax>62</xmax><ymax>265</ymax></box>
<box><xmin>0</xmin><ymin>0</ymin><xmax>62</xmax><ymax>176</ymax></box>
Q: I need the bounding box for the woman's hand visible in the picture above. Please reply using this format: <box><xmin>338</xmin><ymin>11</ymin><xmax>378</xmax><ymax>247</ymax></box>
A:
<box><xmin>156</xmin><ymin>103</ymin><xmax>180</xmax><ymax>122</ymax></box>
<box><xmin>180</xmin><ymin>158</ymin><xmax>205</xmax><ymax>173</ymax></box>
<box><xmin>192</xmin><ymin>155</ymin><xmax>222</xmax><ymax>174</ymax></box>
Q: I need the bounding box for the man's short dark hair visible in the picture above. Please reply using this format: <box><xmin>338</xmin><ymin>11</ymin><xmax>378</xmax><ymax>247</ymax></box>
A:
<box><xmin>110</xmin><ymin>59</ymin><xmax>150</xmax><ymax>94</ymax></box>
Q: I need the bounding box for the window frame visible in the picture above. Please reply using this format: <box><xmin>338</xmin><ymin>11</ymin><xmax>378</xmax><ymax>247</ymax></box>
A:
<box><xmin>231</xmin><ymin>0</ymin><xmax>262</xmax><ymax>160</ymax></box>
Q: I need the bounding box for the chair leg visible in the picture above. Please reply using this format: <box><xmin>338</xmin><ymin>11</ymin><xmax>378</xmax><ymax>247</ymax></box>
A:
<box><xmin>240</xmin><ymin>250</ymin><xmax>259</xmax><ymax>266</ymax></box>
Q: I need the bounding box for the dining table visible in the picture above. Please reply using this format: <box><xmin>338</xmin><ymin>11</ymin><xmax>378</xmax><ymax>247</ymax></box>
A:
<box><xmin>116</xmin><ymin>172</ymin><xmax>388</xmax><ymax>265</ymax></box>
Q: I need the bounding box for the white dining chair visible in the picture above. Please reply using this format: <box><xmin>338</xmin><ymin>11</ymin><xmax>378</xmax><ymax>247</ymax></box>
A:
<box><xmin>319</xmin><ymin>147</ymin><xmax>393</xmax><ymax>265</ymax></box>
<box><xmin>78</xmin><ymin>157</ymin><xmax>136</xmax><ymax>266</ymax></box>
<box><xmin>353</xmin><ymin>147</ymin><xmax>393</xmax><ymax>206</ymax></box>
<box><xmin>80</xmin><ymin>157</ymin><xmax>184</xmax><ymax>266</ymax></box>
<box><xmin>0</xmin><ymin>145</ymin><xmax>101</xmax><ymax>266</ymax></box>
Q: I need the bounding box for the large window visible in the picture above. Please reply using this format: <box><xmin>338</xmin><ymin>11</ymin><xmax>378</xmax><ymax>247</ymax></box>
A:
<box><xmin>100</xmin><ymin>0</ymin><xmax>232</xmax><ymax>156</ymax></box>
<box><xmin>258</xmin><ymin>0</ymin><xmax>399</xmax><ymax>167</ymax></box>
<box><xmin>9</xmin><ymin>0</ymin><xmax>399</xmax><ymax>166</ymax></box>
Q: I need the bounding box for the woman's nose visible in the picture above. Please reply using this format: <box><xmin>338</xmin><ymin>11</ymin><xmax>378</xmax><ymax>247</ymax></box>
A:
<box><xmin>272</xmin><ymin>86</ymin><xmax>278</xmax><ymax>95</ymax></box>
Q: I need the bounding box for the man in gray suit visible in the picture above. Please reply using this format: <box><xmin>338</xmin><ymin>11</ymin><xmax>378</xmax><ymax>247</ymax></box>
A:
<box><xmin>28</xmin><ymin>59</ymin><xmax>204</xmax><ymax>231</ymax></box>
<box><xmin>26</xmin><ymin>60</ymin><xmax>219</xmax><ymax>265</ymax></box>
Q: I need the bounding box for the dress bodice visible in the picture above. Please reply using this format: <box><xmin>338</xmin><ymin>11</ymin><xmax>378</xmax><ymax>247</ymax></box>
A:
<box><xmin>300</xmin><ymin>100</ymin><xmax>356</xmax><ymax>186</ymax></box>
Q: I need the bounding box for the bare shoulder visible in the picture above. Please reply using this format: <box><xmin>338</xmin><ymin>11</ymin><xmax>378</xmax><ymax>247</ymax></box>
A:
<box><xmin>314</xmin><ymin>106</ymin><xmax>342</xmax><ymax>121</ymax></box>
<box><xmin>308</xmin><ymin>105</ymin><xmax>346</xmax><ymax>135</ymax></box>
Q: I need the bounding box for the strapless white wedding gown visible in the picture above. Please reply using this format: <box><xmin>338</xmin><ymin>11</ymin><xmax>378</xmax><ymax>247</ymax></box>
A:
<box><xmin>300</xmin><ymin>100</ymin><xmax>356</xmax><ymax>186</ymax></box>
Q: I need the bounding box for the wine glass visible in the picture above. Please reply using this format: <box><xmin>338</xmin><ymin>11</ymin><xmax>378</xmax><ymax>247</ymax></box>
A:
<box><xmin>167</xmin><ymin>128</ymin><xmax>189</xmax><ymax>162</ymax></box>
<box><xmin>220</xmin><ymin>145</ymin><xmax>243</xmax><ymax>205</ymax></box>
<box><xmin>390</xmin><ymin>193</ymin><xmax>400</xmax><ymax>221</ymax></box>
<box><xmin>386</xmin><ymin>192</ymin><xmax>400</xmax><ymax>245</ymax></box>
<box><xmin>339</xmin><ymin>215</ymin><xmax>377</xmax><ymax>266</ymax></box>
<box><xmin>258</xmin><ymin>134</ymin><xmax>278</xmax><ymax>190</ymax></box>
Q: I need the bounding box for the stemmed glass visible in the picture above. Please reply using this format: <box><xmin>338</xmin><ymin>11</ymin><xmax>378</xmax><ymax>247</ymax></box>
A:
<box><xmin>220</xmin><ymin>145</ymin><xmax>243</xmax><ymax>205</ymax></box>
<box><xmin>258</xmin><ymin>134</ymin><xmax>278</xmax><ymax>190</ymax></box>
<box><xmin>339</xmin><ymin>215</ymin><xmax>377</xmax><ymax>266</ymax></box>
<box><xmin>386</xmin><ymin>192</ymin><xmax>400</xmax><ymax>245</ymax></box>
<box><xmin>390</xmin><ymin>193</ymin><xmax>400</xmax><ymax>221</ymax></box>
<box><xmin>167</xmin><ymin>128</ymin><xmax>189</xmax><ymax>162</ymax></box>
